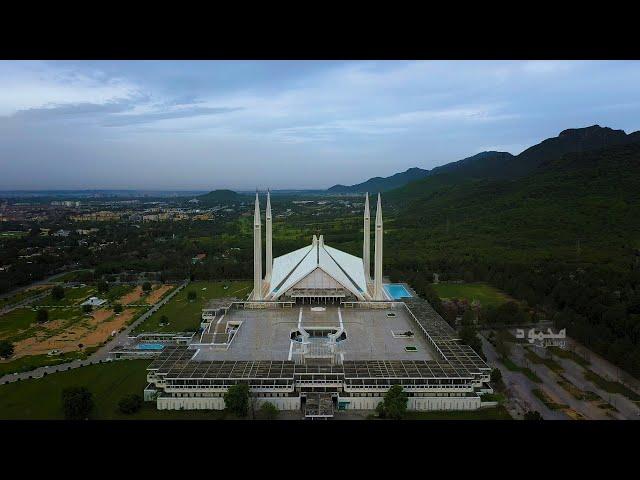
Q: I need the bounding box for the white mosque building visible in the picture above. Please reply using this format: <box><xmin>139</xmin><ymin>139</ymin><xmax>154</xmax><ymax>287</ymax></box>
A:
<box><xmin>250</xmin><ymin>191</ymin><xmax>388</xmax><ymax>303</ymax></box>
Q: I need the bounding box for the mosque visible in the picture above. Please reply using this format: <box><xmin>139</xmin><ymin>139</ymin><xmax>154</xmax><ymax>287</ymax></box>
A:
<box><xmin>142</xmin><ymin>192</ymin><xmax>492</xmax><ymax>417</ymax></box>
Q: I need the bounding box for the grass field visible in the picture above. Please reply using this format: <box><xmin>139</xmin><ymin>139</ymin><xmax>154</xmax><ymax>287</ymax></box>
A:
<box><xmin>0</xmin><ymin>306</ymin><xmax>82</xmax><ymax>341</ymax></box>
<box><xmin>0</xmin><ymin>286</ymin><xmax>52</xmax><ymax>310</ymax></box>
<box><xmin>583</xmin><ymin>370</ymin><xmax>640</xmax><ymax>401</ymax></box>
<box><xmin>502</xmin><ymin>357</ymin><xmax>542</xmax><ymax>383</ymax></box>
<box><xmin>34</xmin><ymin>286</ymin><xmax>95</xmax><ymax>307</ymax></box>
<box><xmin>524</xmin><ymin>349</ymin><xmax>564</xmax><ymax>373</ymax></box>
<box><xmin>0</xmin><ymin>350</ymin><xmax>90</xmax><ymax>377</ymax></box>
<box><xmin>532</xmin><ymin>388</ymin><xmax>569</xmax><ymax>410</ymax></box>
<box><xmin>432</xmin><ymin>282</ymin><xmax>512</xmax><ymax>308</ymax></box>
<box><xmin>403</xmin><ymin>405</ymin><xmax>512</xmax><ymax>420</ymax></box>
<box><xmin>134</xmin><ymin>280</ymin><xmax>252</xmax><ymax>333</ymax></box>
<box><xmin>104</xmin><ymin>284</ymin><xmax>134</xmax><ymax>302</ymax></box>
<box><xmin>0</xmin><ymin>360</ymin><xmax>232</xmax><ymax>419</ymax></box>
<box><xmin>547</xmin><ymin>346</ymin><xmax>590</xmax><ymax>367</ymax></box>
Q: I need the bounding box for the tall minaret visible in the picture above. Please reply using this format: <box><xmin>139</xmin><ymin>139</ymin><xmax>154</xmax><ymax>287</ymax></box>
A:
<box><xmin>363</xmin><ymin>192</ymin><xmax>370</xmax><ymax>281</ymax></box>
<box><xmin>373</xmin><ymin>193</ymin><xmax>384</xmax><ymax>300</ymax></box>
<box><xmin>252</xmin><ymin>192</ymin><xmax>262</xmax><ymax>300</ymax></box>
<box><xmin>265</xmin><ymin>189</ymin><xmax>273</xmax><ymax>281</ymax></box>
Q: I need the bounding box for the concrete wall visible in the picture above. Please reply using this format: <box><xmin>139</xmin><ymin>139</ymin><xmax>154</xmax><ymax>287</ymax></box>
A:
<box><xmin>157</xmin><ymin>395</ymin><xmax>301</xmax><ymax>411</ymax></box>
<box><xmin>338</xmin><ymin>395</ymin><xmax>481</xmax><ymax>411</ymax></box>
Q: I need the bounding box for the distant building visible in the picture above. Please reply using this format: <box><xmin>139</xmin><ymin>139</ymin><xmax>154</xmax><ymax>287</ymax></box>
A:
<box><xmin>192</xmin><ymin>253</ymin><xmax>207</xmax><ymax>264</ymax></box>
<box><xmin>81</xmin><ymin>296</ymin><xmax>107</xmax><ymax>307</ymax></box>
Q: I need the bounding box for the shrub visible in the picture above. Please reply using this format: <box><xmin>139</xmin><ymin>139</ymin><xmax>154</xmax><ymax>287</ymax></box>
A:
<box><xmin>381</xmin><ymin>384</ymin><xmax>408</xmax><ymax>420</ymax></box>
<box><xmin>118</xmin><ymin>394</ymin><xmax>143</xmax><ymax>414</ymax></box>
<box><xmin>224</xmin><ymin>383</ymin><xmax>249</xmax><ymax>417</ymax></box>
<box><xmin>259</xmin><ymin>401</ymin><xmax>278</xmax><ymax>420</ymax></box>
<box><xmin>0</xmin><ymin>340</ymin><xmax>15</xmax><ymax>359</ymax></box>
<box><xmin>51</xmin><ymin>286</ymin><xmax>65</xmax><ymax>300</ymax></box>
<box><xmin>61</xmin><ymin>386</ymin><xmax>93</xmax><ymax>420</ymax></box>
<box><xmin>36</xmin><ymin>309</ymin><xmax>49</xmax><ymax>323</ymax></box>
<box><xmin>113</xmin><ymin>303</ymin><xmax>123</xmax><ymax>314</ymax></box>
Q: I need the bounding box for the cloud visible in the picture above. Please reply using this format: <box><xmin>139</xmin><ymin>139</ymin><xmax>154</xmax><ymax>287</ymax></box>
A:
<box><xmin>103</xmin><ymin>106</ymin><xmax>243</xmax><ymax>126</ymax></box>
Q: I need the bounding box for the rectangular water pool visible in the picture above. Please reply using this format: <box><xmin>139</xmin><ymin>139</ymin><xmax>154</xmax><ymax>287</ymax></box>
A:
<box><xmin>384</xmin><ymin>283</ymin><xmax>413</xmax><ymax>299</ymax></box>
<box><xmin>136</xmin><ymin>343</ymin><xmax>165</xmax><ymax>351</ymax></box>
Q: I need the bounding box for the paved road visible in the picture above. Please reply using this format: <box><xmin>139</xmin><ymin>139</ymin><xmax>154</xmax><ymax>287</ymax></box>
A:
<box><xmin>510</xmin><ymin>344</ymin><xmax>611</xmax><ymax>420</ymax></box>
<box><xmin>0</xmin><ymin>280</ymin><xmax>189</xmax><ymax>384</ymax></box>
<box><xmin>481</xmin><ymin>334</ymin><xmax>566</xmax><ymax>420</ymax></box>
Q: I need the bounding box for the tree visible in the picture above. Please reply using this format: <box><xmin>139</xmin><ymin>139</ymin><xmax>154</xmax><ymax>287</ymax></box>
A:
<box><xmin>490</xmin><ymin>368</ymin><xmax>502</xmax><ymax>384</ymax></box>
<box><xmin>113</xmin><ymin>303</ymin><xmax>123</xmax><ymax>314</ymax></box>
<box><xmin>524</xmin><ymin>410</ymin><xmax>543</xmax><ymax>421</ymax></box>
<box><xmin>82</xmin><ymin>304</ymin><xmax>92</xmax><ymax>314</ymax></box>
<box><xmin>459</xmin><ymin>324</ymin><xmax>484</xmax><ymax>358</ymax></box>
<box><xmin>0</xmin><ymin>340</ymin><xmax>14</xmax><ymax>359</ymax></box>
<box><xmin>494</xmin><ymin>330</ymin><xmax>512</xmax><ymax>359</ymax></box>
<box><xmin>118</xmin><ymin>394</ymin><xmax>143</xmax><ymax>414</ymax></box>
<box><xmin>224</xmin><ymin>383</ymin><xmax>250</xmax><ymax>417</ymax></box>
<box><xmin>159</xmin><ymin>315</ymin><xmax>169</xmax><ymax>326</ymax></box>
<box><xmin>259</xmin><ymin>401</ymin><xmax>278</xmax><ymax>420</ymax></box>
<box><xmin>51</xmin><ymin>285</ymin><xmax>65</xmax><ymax>300</ymax></box>
<box><xmin>142</xmin><ymin>282</ymin><xmax>152</xmax><ymax>293</ymax></box>
<box><xmin>97</xmin><ymin>280</ymin><xmax>109</xmax><ymax>294</ymax></box>
<box><xmin>36</xmin><ymin>309</ymin><xmax>49</xmax><ymax>323</ymax></box>
<box><xmin>461</xmin><ymin>309</ymin><xmax>476</xmax><ymax>326</ymax></box>
<box><xmin>187</xmin><ymin>290</ymin><xmax>197</xmax><ymax>302</ymax></box>
<box><xmin>61</xmin><ymin>387</ymin><xmax>93</xmax><ymax>420</ymax></box>
<box><xmin>381</xmin><ymin>384</ymin><xmax>408</xmax><ymax>420</ymax></box>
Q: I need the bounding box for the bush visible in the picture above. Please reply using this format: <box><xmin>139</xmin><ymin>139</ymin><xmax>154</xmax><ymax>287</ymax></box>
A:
<box><xmin>51</xmin><ymin>286</ymin><xmax>65</xmax><ymax>300</ymax></box>
<box><xmin>524</xmin><ymin>410</ymin><xmax>543</xmax><ymax>421</ymax></box>
<box><xmin>82</xmin><ymin>304</ymin><xmax>93</xmax><ymax>314</ymax></box>
<box><xmin>0</xmin><ymin>340</ymin><xmax>15</xmax><ymax>359</ymax></box>
<box><xmin>118</xmin><ymin>394</ymin><xmax>143</xmax><ymax>414</ymax></box>
<box><xmin>113</xmin><ymin>303</ymin><xmax>123</xmax><ymax>314</ymax></box>
<box><xmin>187</xmin><ymin>290</ymin><xmax>197</xmax><ymax>302</ymax></box>
<box><xmin>36</xmin><ymin>309</ymin><xmax>49</xmax><ymax>323</ymax></box>
<box><xmin>61</xmin><ymin>386</ymin><xmax>93</xmax><ymax>420</ymax></box>
<box><xmin>259</xmin><ymin>401</ymin><xmax>278</xmax><ymax>420</ymax></box>
<box><xmin>142</xmin><ymin>282</ymin><xmax>152</xmax><ymax>293</ymax></box>
<box><xmin>490</xmin><ymin>368</ymin><xmax>502</xmax><ymax>384</ymax></box>
<box><xmin>380</xmin><ymin>384</ymin><xmax>408</xmax><ymax>419</ymax></box>
<box><xmin>224</xmin><ymin>383</ymin><xmax>249</xmax><ymax>417</ymax></box>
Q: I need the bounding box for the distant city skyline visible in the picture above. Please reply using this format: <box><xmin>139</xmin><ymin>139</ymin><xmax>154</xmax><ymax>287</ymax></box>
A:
<box><xmin>2</xmin><ymin>60</ymin><xmax>640</xmax><ymax>190</ymax></box>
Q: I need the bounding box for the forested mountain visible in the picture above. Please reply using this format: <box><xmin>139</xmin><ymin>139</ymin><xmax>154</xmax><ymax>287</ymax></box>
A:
<box><xmin>327</xmin><ymin>167</ymin><xmax>430</xmax><ymax>193</ymax></box>
<box><xmin>330</xmin><ymin>125</ymin><xmax>640</xmax><ymax>194</ymax></box>
<box><xmin>383</xmin><ymin>139</ymin><xmax>640</xmax><ymax>376</ymax></box>
<box><xmin>197</xmin><ymin>189</ymin><xmax>248</xmax><ymax>205</ymax></box>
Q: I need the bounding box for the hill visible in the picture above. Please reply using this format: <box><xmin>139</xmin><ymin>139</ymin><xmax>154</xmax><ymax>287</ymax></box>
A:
<box><xmin>327</xmin><ymin>167</ymin><xmax>430</xmax><ymax>193</ymax></box>
<box><xmin>197</xmin><ymin>189</ymin><xmax>247</xmax><ymax>205</ymax></box>
<box><xmin>384</xmin><ymin>140</ymin><xmax>640</xmax><ymax>378</ymax></box>
<box><xmin>330</xmin><ymin>125</ymin><xmax>640</xmax><ymax>194</ymax></box>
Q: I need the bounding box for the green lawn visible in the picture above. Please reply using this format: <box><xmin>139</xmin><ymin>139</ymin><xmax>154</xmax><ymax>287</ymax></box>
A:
<box><xmin>432</xmin><ymin>282</ymin><xmax>512</xmax><ymax>308</ymax></box>
<box><xmin>547</xmin><ymin>346</ymin><xmax>590</xmax><ymax>367</ymax></box>
<box><xmin>105</xmin><ymin>284</ymin><xmax>134</xmax><ymax>302</ymax></box>
<box><xmin>0</xmin><ymin>286</ymin><xmax>52</xmax><ymax>310</ymax></box>
<box><xmin>583</xmin><ymin>370</ymin><xmax>640</xmax><ymax>401</ymax></box>
<box><xmin>403</xmin><ymin>405</ymin><xmax>512</xmax><ymax>420</ymax></box>
<box><xmin>532</xmin><ymin>388</ymin><xmax>568</xmax><ymax>410</ymax></box>
<box><xmin>134</xmin><ymin>280</ymin><xmax>252</xmax><ymax>333</ymax></box>
<box><xmin>0</xmin><ymin>359</ymin><xmax>235</xmax><ymax>419</ymax></box>
<box><xmin>0</xmin><ymin>351</ymin><xmax>90</xmax><ymax>377</ymax></box>
<box><xmin>34</xmin><ymin>286</ymin><xmax>96</xmax><ymax>307</ymax></box>
<box><xmin>524</xmin><ymin>349</ymin><xmax>564</xmax><ymax>373</ymax></box>
<box><xmin>0</xmin><ymin>307</ymin><xmax>84</xmax><ymax>342</ymax></box>
<box><xmin>502</xmin><ymin>357</ymin><xmax>542</xmax><ymax>383</ymax></box>
<box><xmin>54</xmin><ymin>270</ymin><xmax>92</xmax><ymax>283</ymax></box>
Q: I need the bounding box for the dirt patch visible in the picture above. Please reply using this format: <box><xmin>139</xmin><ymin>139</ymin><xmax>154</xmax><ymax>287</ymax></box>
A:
<box><xmin>145</xmin><ymin>285</ymin><xmax>173</xmax><ymax>304</ymax></box>
<box><xmin>11</xmin><ymin>308</ymin><xmax>138</xmax><ymax>359</ymax></box>
<box><xmin>119</xmin><ymin>286</ymin><xmax>144</xmax><ymax>305</ymax></box>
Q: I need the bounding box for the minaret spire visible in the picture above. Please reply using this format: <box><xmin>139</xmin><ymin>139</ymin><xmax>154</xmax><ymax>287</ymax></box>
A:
<box><xmin>363</xmin><ymin>192</ymin><xmax>370</xmax><ymax>281</ymax></box>
<box><xmin>265</xmin><ymin>189</ymin><xmax>272</xmax><ymax>281</ymax></box>
<box><xmin>252</xmin><ymin>191</ymin><xmax>262</xmax><ymax>300</ymax></box>
<box><xmin>373</xmin><ymin>193</ymin><xmax>384</xmax><ymax>300</ymax></box>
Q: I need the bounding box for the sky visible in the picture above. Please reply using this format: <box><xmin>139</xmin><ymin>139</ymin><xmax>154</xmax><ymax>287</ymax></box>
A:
<box><xmin>2</xmin><ymin>60</ymin><xmax>640</xmax><ymax>191</ymax></box>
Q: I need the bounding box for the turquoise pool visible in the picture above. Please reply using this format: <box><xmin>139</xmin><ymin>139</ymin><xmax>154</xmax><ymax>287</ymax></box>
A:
<box><xmin>136</xmin><ymin>343</ymin><xmax>165</xmax><ymax>351</ymax></box>
<box><xmin>384</xmin><ymin>284</ymin><xmax>412</xmax><ymax>299</ymax></box>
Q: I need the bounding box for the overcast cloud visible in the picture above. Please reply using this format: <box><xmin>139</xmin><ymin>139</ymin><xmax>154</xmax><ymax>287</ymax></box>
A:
<box><xmin>1</xmin><ymin>60</ymin><xmax>640</xmax><ymax>190</ymax></box>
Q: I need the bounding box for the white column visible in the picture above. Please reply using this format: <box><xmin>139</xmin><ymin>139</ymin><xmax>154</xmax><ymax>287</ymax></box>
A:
<box><xmin>374</xmin><ymin>193</ymin><xmax>384</xmax><ymax>300</ymax></box>
<box><xmin>253</xmin><ymin>192</ymin><xmax>262</xmax><ymax>300</ymax></box>
<box><xmin>265</xmin><ymin>189</ymin><xmax>273</xmax><ymax>281</ymax></box>
<box><xmin>363</xmin><ymin>192</ymin><xmax>370</xmax><ymax>281</ymax></box>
